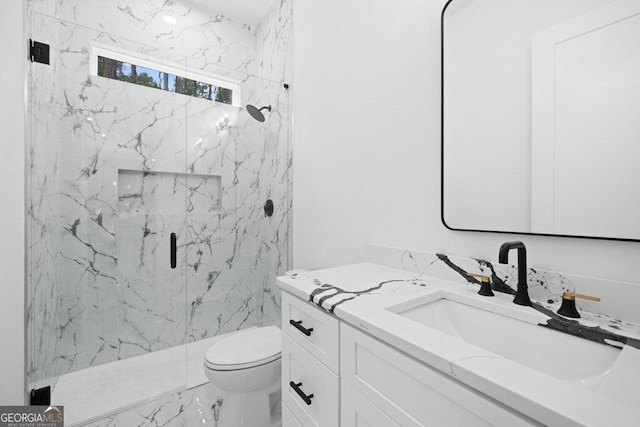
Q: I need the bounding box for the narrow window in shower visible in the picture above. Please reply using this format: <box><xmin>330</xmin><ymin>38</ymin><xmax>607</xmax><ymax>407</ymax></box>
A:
<box><xmin>89</xmin><ymin>44</ymin><xmax>240</xmax><ymax>106</ymax></box>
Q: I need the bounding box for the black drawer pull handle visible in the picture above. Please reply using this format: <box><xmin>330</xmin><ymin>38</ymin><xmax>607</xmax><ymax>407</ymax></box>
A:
<box><xmin>170</xmin><ymin>233</ymin><xmax>177</xmax><ymax>269</ymax></box>
<box><xmin>289</xmin><ymin>319</ymin><xmax>313</xmax><ymax>336</ymax></box>
<box><xmin>290</xmin><ymin>381</ymin><xmax>314</xmax><ymax>405</ymax></box>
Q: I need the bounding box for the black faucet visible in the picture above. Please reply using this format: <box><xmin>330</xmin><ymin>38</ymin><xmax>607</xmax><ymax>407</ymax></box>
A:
<box><xmin>498</xmin><ymin>241</ymin><xmax>532</xmax><ymax>306</ymax></box>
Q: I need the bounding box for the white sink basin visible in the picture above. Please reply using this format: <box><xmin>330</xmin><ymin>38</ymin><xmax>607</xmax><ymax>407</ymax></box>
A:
<box><xmin>387</xmin><ymin>291</ymin><xmax>620</xmax><ymax>388</ymax></box>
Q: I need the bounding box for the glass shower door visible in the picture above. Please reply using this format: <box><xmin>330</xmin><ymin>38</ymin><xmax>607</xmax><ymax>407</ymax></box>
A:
<box><xmin>26</xmin><ymin>11</ymin><xmax>190</xmax><ymax>424</ymax></box>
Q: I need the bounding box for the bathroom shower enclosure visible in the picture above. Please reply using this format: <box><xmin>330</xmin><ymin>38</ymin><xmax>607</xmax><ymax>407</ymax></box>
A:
<box><xmin>25</xmin><ymin>0</ymin><xmax>292</xmax><ymax>423</ymax></box>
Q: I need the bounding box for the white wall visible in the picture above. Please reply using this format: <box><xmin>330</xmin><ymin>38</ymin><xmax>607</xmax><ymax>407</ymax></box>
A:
<box><xmin>0</xmin><ymin>0</ymin><xmax>26</xmax><ymax>405</ymax></box>
<box><xmin>292</xmin><ymin>0</ymin><xmax>640</xmax><ymax>286</ymax></box>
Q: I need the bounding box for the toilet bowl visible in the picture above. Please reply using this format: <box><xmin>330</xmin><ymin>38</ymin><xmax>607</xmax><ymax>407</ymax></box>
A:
<box><xmin>204</xmin><ymin>326</ymin><xmax>282</xmax><ymax>427</ymax></box>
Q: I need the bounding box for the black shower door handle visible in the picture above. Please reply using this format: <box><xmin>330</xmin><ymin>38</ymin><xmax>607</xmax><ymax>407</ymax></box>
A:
<box><xmin>170</xmin><ymin>233</ymin><xmax>177</xmax><ymax>269</ymax></box>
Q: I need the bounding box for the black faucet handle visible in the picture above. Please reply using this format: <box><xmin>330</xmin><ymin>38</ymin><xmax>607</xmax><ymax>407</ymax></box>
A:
<box><xmin>557</xmin><ymin>292</ymin><xmax>600</xmax><ymax>318</ymax></box>
<box><xmin>467</xmin><ymin>273</ymin><xmax>494</xmax><ymax>297</ymax></box>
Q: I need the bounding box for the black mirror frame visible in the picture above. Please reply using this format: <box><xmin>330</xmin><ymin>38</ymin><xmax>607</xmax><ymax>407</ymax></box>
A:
<box><xmin>440</xmin><ymin>0</ymin><xmax>639</xmax><ymax>243</ymax></box>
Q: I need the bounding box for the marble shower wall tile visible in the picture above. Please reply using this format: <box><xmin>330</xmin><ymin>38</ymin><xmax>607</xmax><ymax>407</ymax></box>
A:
<box><xmin>30</xmin><ymin>0</ymin><xmax>295</xmax><ymax>87</ymax></box>
<box><xmin>183</xmin><ymin>72</ymin><xmax>291</xmax><ymax>333</ymax></box>
<box><xmin>27</xmin><ymin>0</ymin><xmax>292</xmax><ymax>388</ymax></box>
<box><xmin>253</xmin><ymin>0</ymin><xmax>294</xmax><ymax>85</ymax></box>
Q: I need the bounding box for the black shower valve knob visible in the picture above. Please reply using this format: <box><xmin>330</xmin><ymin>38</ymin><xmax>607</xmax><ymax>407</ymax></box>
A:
<box><xmin>264</xmin><ymin>199</ymin><xmax>274</xmax><ymax>217</ymax></box>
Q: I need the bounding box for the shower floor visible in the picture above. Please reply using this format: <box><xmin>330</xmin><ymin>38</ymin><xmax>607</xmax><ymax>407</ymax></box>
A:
<box><xmin>51</xmin><ymin>331</ymin><xmax>244</xmax><ymax>426</ymax></box>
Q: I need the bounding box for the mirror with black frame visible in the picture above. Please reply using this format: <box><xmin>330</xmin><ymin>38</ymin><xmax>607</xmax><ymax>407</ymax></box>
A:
<box><xmin>441</xmin><ymin>0</ymin><xmax>640</xmax><ymax>241</ymax></box>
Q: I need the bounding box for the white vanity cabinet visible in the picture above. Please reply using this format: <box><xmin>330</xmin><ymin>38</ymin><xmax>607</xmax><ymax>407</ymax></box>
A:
<box><xmin>340</xmin><ymin>380</ymin><xmax>399</xmax><ymax>426</ymax></box>
<box><xmin>281</xmin><ymin>292</ymin><xmax>340</xmax><ymax>426</ymax></box>
<box><xmin>340</xmin><ymin>324</ymin><xmax>537</xmax><ymax>427</ymax></box>
<box><xmin>281</xmin><ymin>291</ymin><xmax>537</xmax><ymax>427</ymax></box>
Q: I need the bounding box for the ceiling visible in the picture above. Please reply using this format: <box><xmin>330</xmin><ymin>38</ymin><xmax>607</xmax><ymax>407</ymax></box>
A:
<box><xmin>184</xmin><ymin>0</ymin><xmax>276</xmax><ymax>26</ymax></box>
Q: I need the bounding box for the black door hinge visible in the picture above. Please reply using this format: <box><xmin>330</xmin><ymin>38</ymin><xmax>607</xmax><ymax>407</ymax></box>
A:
<box><xmin>30</xmin><ymin>386</ymin><xmax>51</xmax><ymax>405</ymax></box>
<box><xmin>29</xmin><ymin>39</ymin><xmax>50</xmax><ymax>65</ymax></box>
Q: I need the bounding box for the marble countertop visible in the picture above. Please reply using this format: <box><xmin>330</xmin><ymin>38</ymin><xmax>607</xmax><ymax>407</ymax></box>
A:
<box><xmin>277</xmin><ymin>262</ymin><xmax>640</xmax><ymax>427</ymax></box>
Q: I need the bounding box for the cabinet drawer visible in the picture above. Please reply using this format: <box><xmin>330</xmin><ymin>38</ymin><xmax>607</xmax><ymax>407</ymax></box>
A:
<box><xmin>341</xmin><ymin>380</ymin><xmax>399</xmax><ymax>426</ymax></box>
<box><xmin>340</xmin><ymin>324</ymin><xmax>537</xmax><ymax>427</ymax></box>
<box><xmin>283</xmin><ymin>402</ymin><xmax>303</xmax><ymax>427</ymax></box>
<box><xmin>282</xmin><ymin>334</ymin><xmax>339</xmax><ymax>427</ymax></box>
<box><xmin>282</xmin><ymin>291</ymin><xmax>340</xmax><ymax>373</ymax></box>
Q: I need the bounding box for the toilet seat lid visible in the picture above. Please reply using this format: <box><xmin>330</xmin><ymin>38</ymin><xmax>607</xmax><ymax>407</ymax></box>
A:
<box><xmin>205</xmin><ymin>326</ymin><xmax>281</xmax><ymax>370</ymax></box>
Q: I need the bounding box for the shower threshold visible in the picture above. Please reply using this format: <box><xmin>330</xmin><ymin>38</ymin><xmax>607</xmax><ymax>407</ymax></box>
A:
<box><xmin>51</xmin><ymin>330</ymin><xmax>248</xmax><ymax>426</ymax></box>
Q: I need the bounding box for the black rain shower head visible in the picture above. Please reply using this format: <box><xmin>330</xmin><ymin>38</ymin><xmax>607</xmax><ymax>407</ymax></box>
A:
<box><xmin>246</xmin><ymin>104</ymin><xmax>272</xmax><ymax>122</ymax></box>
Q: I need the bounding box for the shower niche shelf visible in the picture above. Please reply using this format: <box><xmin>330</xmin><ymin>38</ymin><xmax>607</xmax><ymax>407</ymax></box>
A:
<box><xmin>117</xmin><ymin>169</ymin><xmax>221</xmax><ymax>215</ymax></box>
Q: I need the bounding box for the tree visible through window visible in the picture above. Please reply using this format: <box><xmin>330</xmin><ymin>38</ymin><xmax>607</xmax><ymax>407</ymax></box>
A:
<box><xmin>97</xmin><ymin>56</ymin><xmax>233</xmax><ymax>104</ymax></box>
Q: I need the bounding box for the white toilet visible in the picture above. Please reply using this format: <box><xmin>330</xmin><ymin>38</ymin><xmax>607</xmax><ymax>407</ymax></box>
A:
<box><xmin>204</xmin><ymin>326</ymin><xmax>282</xmax><ymax>426</ymax></box>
